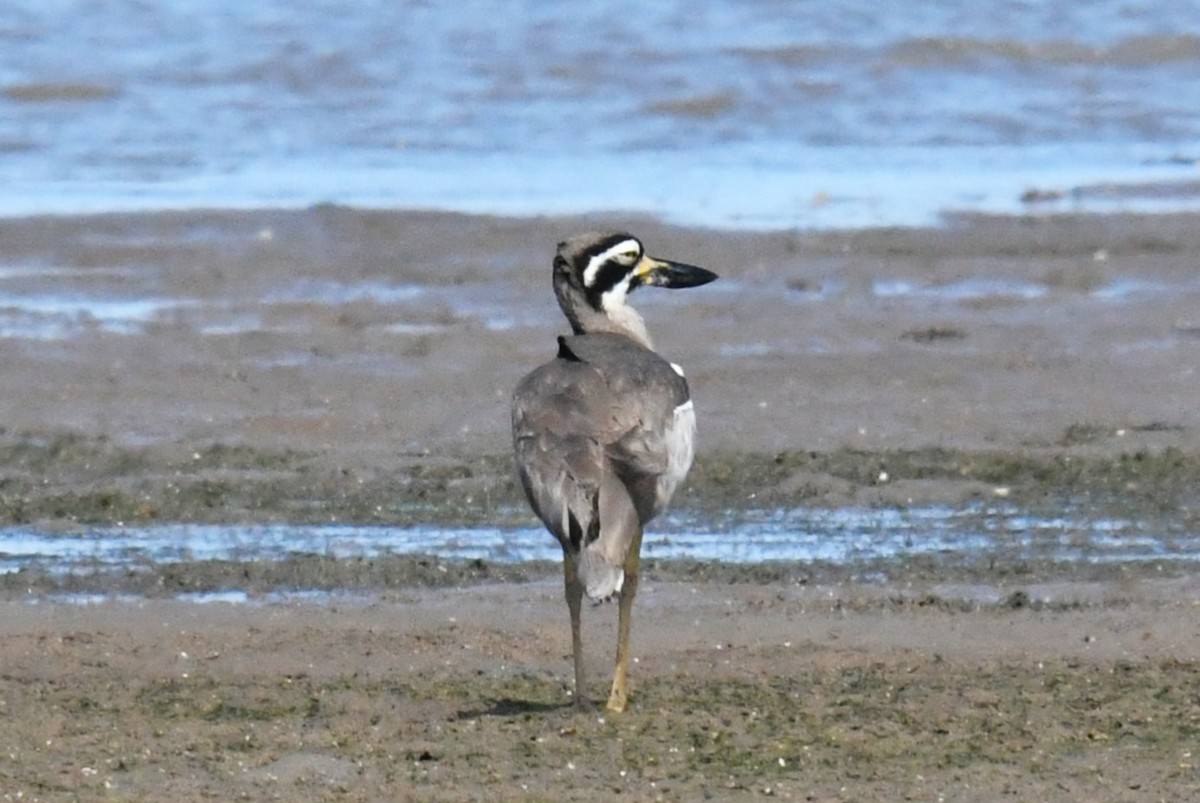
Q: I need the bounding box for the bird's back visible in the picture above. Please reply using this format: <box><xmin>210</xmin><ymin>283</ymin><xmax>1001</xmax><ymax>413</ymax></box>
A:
<box><xmin>512</xmin><ymin>331</ymin><xmax>695</xmax><ymax>543</ymax></box>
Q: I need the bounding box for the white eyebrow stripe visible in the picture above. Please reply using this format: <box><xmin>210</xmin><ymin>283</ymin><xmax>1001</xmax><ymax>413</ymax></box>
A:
<box><xmin>582</xmin><ymin>238</ymin><xmax>640</xmax><ymax>288</ymax></box>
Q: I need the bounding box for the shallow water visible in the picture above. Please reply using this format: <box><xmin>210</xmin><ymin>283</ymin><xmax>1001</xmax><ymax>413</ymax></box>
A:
<box><xmin>2</xmin><ymin>1</ymin><xmax>1199</xmax><ymax>228</ymax></box>
<box><xmin>3</xmin><ymin>505</ymin><xmax>1197</xmax><ymax>582</ymax></box>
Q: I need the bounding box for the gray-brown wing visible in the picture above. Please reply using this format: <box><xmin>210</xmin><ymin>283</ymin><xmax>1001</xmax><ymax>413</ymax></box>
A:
<box><xmin>512</xmin><ymin>354</ymin><xmax>613</xmax><ymax>546</ymax></box>
<box><xmin>512</xmin><ymin>333</ymin><xmax>691</xmax><ymax>528</ymax></box>
<box><xmin>558</xmin><ymin>334</ymin><xmax>691</xmax><ymax>513</ymax></box>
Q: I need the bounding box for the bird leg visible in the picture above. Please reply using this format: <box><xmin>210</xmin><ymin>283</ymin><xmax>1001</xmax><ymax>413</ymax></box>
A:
<box><xmin>562</xmin><ymin>551</ymin><xmax>588</xmax><ymax>709</ymax></box>
<box><xmin>606</xmin><ymin>527</ymin><xmax>643</xmax><ymax>713</ymax></box>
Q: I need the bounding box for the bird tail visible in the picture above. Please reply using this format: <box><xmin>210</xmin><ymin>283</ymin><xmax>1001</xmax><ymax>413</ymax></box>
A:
<box><xmin>578</xmin><ymin>550</ymin><xmax>624</xmax><ymax>602</ymax></box>
<box><xmin>571</xmin><ymin>474</ymin><xmax>641</xmax><ymax>603</ymax></box>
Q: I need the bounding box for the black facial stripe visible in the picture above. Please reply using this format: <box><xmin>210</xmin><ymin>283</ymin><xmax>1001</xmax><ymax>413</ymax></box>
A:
<box><xmin>584</xmin><ymin>260</ymin><xmax>633</xmax><ymax>308</ymax></box>
<box><xmin>582</xmin><ymin>233</ymin><xmax>636</xmax><ymax>264</ymax></box>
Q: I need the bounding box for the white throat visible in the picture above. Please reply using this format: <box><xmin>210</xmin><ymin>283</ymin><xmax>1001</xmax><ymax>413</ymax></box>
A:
<box><xmin>600</xmin><ymin>272</ymin><xmax>657</xmax><ymax>348</ymax></box>
<box><xmin>600</xmin><ymin>278</ymin><xmax>652</xmax><ymax>347</ymax></box>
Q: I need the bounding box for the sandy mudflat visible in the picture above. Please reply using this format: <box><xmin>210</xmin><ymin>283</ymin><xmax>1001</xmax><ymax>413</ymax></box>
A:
<box><xmin>2</xmin><ymin>580</ymin><xmax>1199</xmax><ymax>801</ymax></box>
<box><xmin>1</xmin><ymin>207</ymin><xmax>1199</xmax><ymax>800</ymax></box>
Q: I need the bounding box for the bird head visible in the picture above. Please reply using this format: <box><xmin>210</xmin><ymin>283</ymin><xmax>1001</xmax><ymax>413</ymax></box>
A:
<box><xmin>552</xmin><ymin>232</ymin><xmax>718</xmax><ymax>344</ymax></box>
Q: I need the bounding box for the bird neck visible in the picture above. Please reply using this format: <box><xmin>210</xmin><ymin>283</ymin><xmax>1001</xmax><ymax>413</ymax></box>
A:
<box><xmin>597</xmin><ymin>295</ymin><xmax>653</xmax><ymax>348</ymax></box>
<box><xmin>556</xmin><ymin>285</ymin><xmax>654</xmax><ymax>349</ymax></box>
<box><xmin>564</xmin><ymin>300</ymin><xmax>653</xmax><ymax>348</ymax></box>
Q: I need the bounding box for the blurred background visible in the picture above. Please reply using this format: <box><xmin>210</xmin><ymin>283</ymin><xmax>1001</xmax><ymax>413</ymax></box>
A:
<box><xmin>2</xmin><ymin>0</ymin><xmax>1199</xmax><ymax>229</ymax></box>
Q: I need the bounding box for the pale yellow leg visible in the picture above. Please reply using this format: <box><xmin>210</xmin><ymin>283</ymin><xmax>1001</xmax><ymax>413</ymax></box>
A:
<box><xmin>606</xmin><ymin>528</ymin><xmax>643</xmax><ymax>713</ymax></box>
<box><xmin>562</xmin><ymin>552</ymin><xmax>588</xmax><ymax>709</ymax></box>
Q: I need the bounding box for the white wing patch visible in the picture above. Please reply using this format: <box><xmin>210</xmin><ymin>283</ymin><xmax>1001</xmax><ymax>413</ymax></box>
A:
<box><xmin>669</xmin><ymin>362</ymin><xmax>685</xmax><ymax>377</ymax></box>
<box><xmin>657</xmin><ymin>398</ymin><xmax>696</xmax><ymax>512</ymax></box>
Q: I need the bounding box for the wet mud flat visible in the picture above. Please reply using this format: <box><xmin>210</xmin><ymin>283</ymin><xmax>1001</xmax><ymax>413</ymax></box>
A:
<box><xmin>3</xmin><ymin>431</ymin><xmax>1200</xmax><ymax>600</ymax></box>
<box><xmin>2</xmin><ymin>207</ymin><xmax>1200</xmax><ymax>800</ymax></box>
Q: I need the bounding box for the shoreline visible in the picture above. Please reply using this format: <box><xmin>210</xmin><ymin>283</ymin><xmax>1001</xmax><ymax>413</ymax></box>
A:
<box><xmin>3</xmin><ymin>147</ymin><xmax>1198</xmax><ymax>231</ymax></box>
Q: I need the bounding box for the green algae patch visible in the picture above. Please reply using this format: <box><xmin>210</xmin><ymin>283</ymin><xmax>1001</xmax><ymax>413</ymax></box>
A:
<box><xmin>3</xmin><ymin>429</ymin><xmax>1199</xmax><ymax>528</ymax></box>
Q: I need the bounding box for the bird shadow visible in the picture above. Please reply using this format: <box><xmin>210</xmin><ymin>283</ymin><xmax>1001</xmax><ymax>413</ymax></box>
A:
<box><xmin>455</xmin><ymin>696</ymin><xmax>575</xmax><ymax>719</ymax></box>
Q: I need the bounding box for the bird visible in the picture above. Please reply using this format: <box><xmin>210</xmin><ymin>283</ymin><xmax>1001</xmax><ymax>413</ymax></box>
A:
<box><xmin>511</xmin><ymin>231</ymin><xmax>717</xmax><ymax>712</ymax></box>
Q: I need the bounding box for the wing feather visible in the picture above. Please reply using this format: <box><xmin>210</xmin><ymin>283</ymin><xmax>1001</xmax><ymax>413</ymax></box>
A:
<box><xmin>512</xmin><ymin>332</ymin><xmax>695</xmax><ymax>599</ymax></box>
